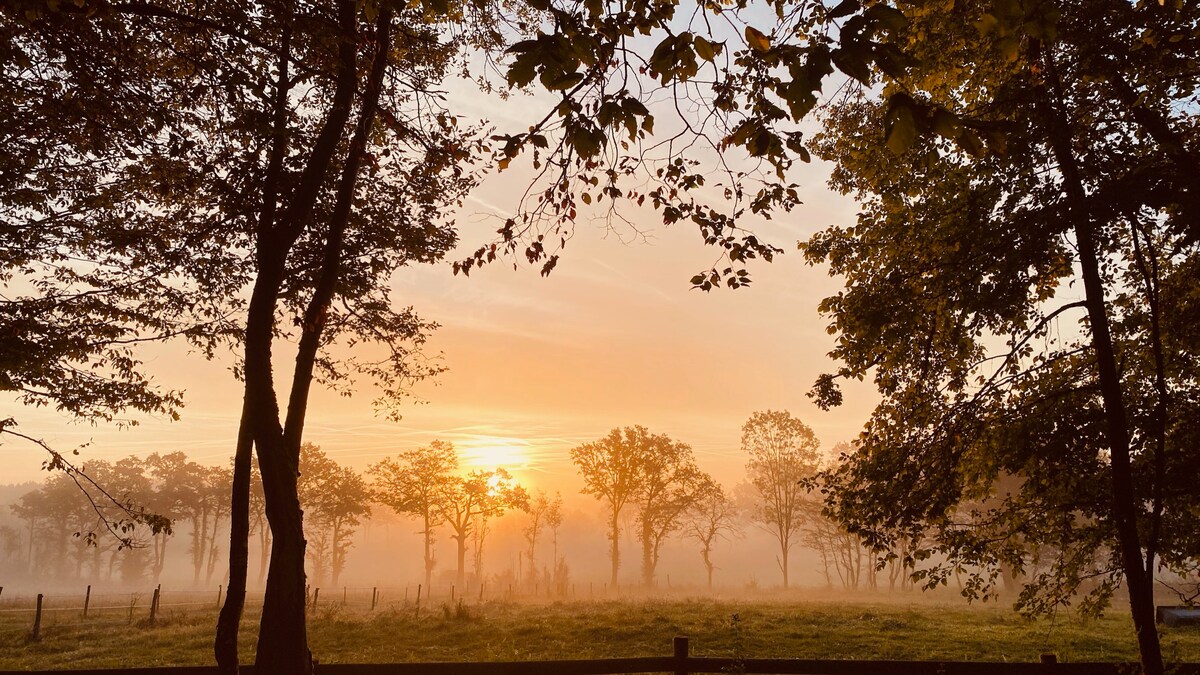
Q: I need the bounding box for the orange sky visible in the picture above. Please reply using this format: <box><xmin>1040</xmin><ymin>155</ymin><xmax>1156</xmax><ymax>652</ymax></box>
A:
<box><xmin>3</xmin><ymin>91</ymin><xmax>878</xmax><ymax>493</ymax></box>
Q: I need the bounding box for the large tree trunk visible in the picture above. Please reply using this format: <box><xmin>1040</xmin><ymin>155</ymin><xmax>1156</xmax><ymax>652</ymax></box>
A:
<box><xmin>256</xmin><ymin>441</ymin><xmax>310</xmax><ymax>675</ymax></box>
<box><xmin>1035</xmin><ymin>39</ymin><xmax>1164</xmax><ymax>675</ymax></box>
<box><xmin>243</xmin><ymin>241</ymin><xmax>311</xmax><ymax>674</ymax></box>
<box><xmin>215</xmin><ymin>408</ymin><xmax>254</xmax><ymax>673</ymax></box>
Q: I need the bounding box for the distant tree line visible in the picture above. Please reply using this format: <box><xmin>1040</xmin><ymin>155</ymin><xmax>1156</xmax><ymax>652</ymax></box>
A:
<box><xmin>6</xmin><ymin>409</ymin><xmax>1035</xmax><ymax>594</ymax></box>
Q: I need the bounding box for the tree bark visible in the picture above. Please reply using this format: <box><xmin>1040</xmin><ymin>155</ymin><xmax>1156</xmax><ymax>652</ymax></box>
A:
<box><xmin>255</xmin><ymin>441</ymin><xmax>310</xmax><ymax>674</ymax></box>
<box><xmin>1034</xmin><ymin>39</ymin><xmax>1164</xmax><ymax>675</ymax></box>
<box><xmin>215</xmin><ymin>405</ymin><xmax>254</xmax><ymax>673</ymax></box>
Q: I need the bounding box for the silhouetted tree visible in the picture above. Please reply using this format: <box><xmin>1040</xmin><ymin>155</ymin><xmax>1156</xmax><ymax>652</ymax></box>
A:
<box><xmin>742</xmin><ymin>410</ymin><xmax>820</xmax><ymax>589</ymax></box>
<box><xmin>370</xmin><ymin>441</ymin><xmax>458</xmax><ymax>590</ymax></box>
<box><xmin>686</xmin><ymin>480</ymin><xmax>739</xmax><ymax>591</ymax></box>
<box><xmin>571</xmin><ymin>427</ymin><xmax>652</xmax><ymax>587</ymax></box>
<box><xmin>523</xmin><ymin>490</ymin><xmax>553</xmax><ymax>589</ymax></box>
<box><xmin>147</xmin><ymin>452</ymin><xmax>225</xmax><ymax>587</ymax></box>
<box><xmin>802</xmin><ymin>4</ymin><xmax>1200</xmax><ymax>671</ymax></box>
<box><xmin>632</xmin><ymin>440</ymin><xmax>708</xmax><ymax>587</ymax></box>
<box><xmin>442</xmin><ymin>468</ymin><xmax>528</xmax><ymax>588</ymax></box>
<box><xmin>298</xmin><ymin>444</ymin><xmax>370</xmax><ymax>588</ymax></box>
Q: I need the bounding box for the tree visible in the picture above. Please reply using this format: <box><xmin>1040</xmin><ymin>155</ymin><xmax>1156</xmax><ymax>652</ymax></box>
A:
<box><xmin>9</xmin><ymin>455</ymin><xmax>162</xmax><ymax>580</ymax></box>
<box><xmin>146</xmin><ymin>452</ymin><xmax>225</xmax><ymax>587</ymax></box>
<box><xmin>441</xmin><ymin>468</ymin><xmax>528</xmax><ymax>588</ymax></box>
<box><xmin>298</xmin><ymin>444</ymin><xmax>370</xmax><ymax>588</ymax></box>
<box><xmin>89</xmin><ymin>457</ymin><xmax>158</xmax><ymax>581</ymax></box>
<box><xmin>369</xmin><ymin>441</ymin><xmax>458</xmax><ymax>590</ymax></box>
<box><xmin>571</xmin><ymin>426</ymin><xmax>653</xmax><ymax>587</ymax></box>
<box><xmin>631</xmin><ymin>438</ymin><xmax>708</xmax><ymax>587</ymax></box>
<box><xmin>686</xmin><ymin>480</ymin><xmax>739</xmax><ymax>591</ymax></box>
<box><xmin>544</xmin><ymin>492</ymin><xmax>565</xmax><ymax>592</ymax></box>
<box><xmin>798</xmin><ymin>3</ymin><xmax>1200</xmax><ymax>673</ymax></box>
<box><xmin>203</xmin><ymin>465</ymin><xmax>233</xmax><ymax>586</ymax></box>
<box><xmin>523</xmin><ymin>490</ymin><xmax>553</xmax><ymax>589</ymax></box>
<box><xmin>742</xmin><ymin>410</ymin><xmax>820</xmax><ymax>589</ymax></box>
<box><xmin>3</xmin><ymin>2</ymin><xmax>487</xmax><ymax>668</ymax></box>
<box><xmin>11</xmin><ymin>474</ymin><xmax>88</xmax><ymax>579</ymax></box>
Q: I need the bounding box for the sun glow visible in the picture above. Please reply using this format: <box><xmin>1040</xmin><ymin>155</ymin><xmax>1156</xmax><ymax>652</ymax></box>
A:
<box><xmin>461</xmin><ymin>436</ymin><xmax>531</xmax><ymax>469</ymax></box>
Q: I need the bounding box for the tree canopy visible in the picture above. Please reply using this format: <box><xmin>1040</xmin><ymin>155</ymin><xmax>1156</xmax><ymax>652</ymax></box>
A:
<box><xmin>797</xmin><ymin>2</ymin><xmax>1199</xmax><ymax>674</ymax></box>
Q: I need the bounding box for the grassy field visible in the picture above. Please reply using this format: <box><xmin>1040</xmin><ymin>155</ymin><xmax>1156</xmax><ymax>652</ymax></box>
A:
<box><xmin>2</xmin><ymin>595</ymin><xmax>1199</xmax><ymax>669</ymax></box>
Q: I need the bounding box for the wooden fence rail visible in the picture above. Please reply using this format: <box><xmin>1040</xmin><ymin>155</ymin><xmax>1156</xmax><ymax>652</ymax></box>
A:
<box><xmin>1</xmin><ymin>636</ymin><xmax>1196</xmax><ymax>675</ymax></box>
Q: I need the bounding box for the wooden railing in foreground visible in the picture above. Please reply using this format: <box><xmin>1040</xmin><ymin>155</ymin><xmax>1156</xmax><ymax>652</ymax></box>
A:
<box><xmin>3</xmin><ymin>636</ymin><xmax>1197</xmax><ymax>675</ymax></box>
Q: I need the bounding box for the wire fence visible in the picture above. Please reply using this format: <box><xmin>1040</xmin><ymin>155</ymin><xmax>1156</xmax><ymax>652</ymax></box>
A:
<box><xmin>0</xmin><ymin>579</ymin><xmax>592</xmax><ymax>635</ymax></box>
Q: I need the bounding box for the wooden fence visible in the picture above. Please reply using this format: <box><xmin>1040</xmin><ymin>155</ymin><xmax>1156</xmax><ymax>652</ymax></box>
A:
<box><xmin>1</xmin><ymin>636</ymin><xmax>1196</xmax><ymax>675</ymax></box>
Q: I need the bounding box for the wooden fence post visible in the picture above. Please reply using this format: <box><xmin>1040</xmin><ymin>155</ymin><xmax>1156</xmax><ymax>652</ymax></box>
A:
<box><xmin>216</xmin><ymin>584</ymin><xmax>222</xmax><ymax>608</ymax></box>
<box><xmin>451</xmin><ymin>584</ymin><xmax>456</xmax><ymax>602</ymax></box>
<box><xmin>312</xmin><ymin>587</ymin><xmax>320</xmax><ymax>612</ymax></box>
<box><xmin>674</xmin><ymin>636</ymin><xmax>689</xmax><ymax>675</ymax></box>
<box><xmin>149</xmin><ymin>587</ymin><xmax>160</xmax><ymax>623</ymax></box>
<box><xmin>343</xmin><ymin>586</ymin><xmax>347</xmax><ymax>604</ymax></box>
<box><xmin>415</xmin><ymin>584</ymin><xmax>421</xmax><ymax>619</ymax></box>
<box><xmin>371</xmin><ymin>587</ymin><xmax>378</xmax><ymax>611</ymax></box>
<box><xmin>479</xmin><ymin>583</ymin><xmax>484</xmax><ymax>602</ymax></box>
<box><xmin>83</xmin><ymin>584</ymin><xmax>91</xmax><ymax>618</ymax></box>
<box><xmin>29</xmin><ymin>593</ymin><xmax>43</xmax><ymax>642</ymax></box>
<box><xmin>127</xmin><ymin>593</ymin><xmax>136</xmax><ymax>623</ymax></box>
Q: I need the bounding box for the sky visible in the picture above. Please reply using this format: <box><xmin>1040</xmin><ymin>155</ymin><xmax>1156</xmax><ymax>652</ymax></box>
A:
<box><xmin>2</xmin><ymin>84</ymin><xmax>879</xmax><ymax>495</ymax></box>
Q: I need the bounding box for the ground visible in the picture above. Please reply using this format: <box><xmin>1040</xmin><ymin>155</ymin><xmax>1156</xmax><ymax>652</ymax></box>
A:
<box><xmin>2</xmin><ymin>594</ymin><xmax>1199</xmax><ymax>669</ymax></box>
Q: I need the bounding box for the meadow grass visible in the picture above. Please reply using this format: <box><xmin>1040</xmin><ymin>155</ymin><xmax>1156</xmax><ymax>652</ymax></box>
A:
<box><xmin>2</xmin><ymin>596</ymin><xmax>1198</xmax><ymax>669</ymax></box>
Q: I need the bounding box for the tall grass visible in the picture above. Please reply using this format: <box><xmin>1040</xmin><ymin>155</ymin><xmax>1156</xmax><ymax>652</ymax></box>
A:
<box><xmin>1</xmin><ymin>597</ymin><xmax>1197</xmax><ymax>669</ymax></box>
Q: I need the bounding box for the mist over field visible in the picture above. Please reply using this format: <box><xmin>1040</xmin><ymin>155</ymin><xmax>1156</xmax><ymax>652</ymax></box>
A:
<box><xmin>0</xmin><ymin>447</ymin><xmax>877</xmax><ymax>596</ymax></box>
